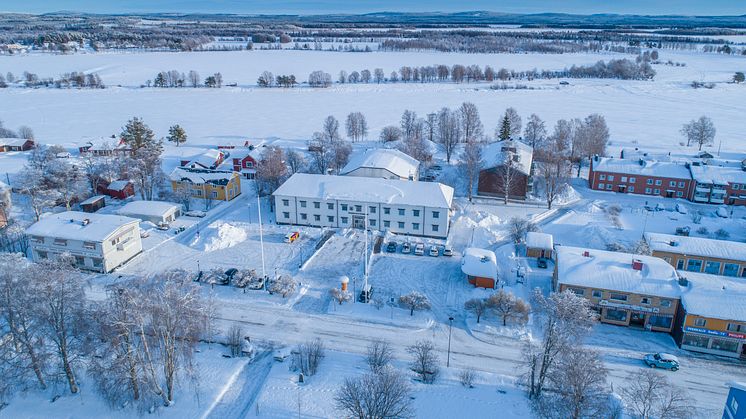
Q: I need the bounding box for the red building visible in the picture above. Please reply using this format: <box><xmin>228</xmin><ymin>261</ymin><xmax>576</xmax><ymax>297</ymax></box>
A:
<box><xmin>0</xmin><ymin>138</ymin><xmax>35</xmax><ymax>152</ymax></box>
<box><xmin>230</xmin><ymin>146</ymin><xmax>264</xmax><ymax>179</ymax></box>
<box><xmin>98</xmin><ymin>180</ymin><xmax>135</xmax><ymax>200</ymax></box>
<box><xmin>589</xmin><ymin>156</ymin><xmax>693</xmax><ymax>199</ymax></box>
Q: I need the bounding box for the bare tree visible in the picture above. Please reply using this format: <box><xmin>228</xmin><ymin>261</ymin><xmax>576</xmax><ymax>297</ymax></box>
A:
<box><xmin>360</xmin><ymin>69</ymin><xmax>371</xmax><ymax>83</ymax></box>
<box><xmin>504</xmin><ymin>107</ymin><xmax>522</xmax><ymax>139</ymax></box>
<box><xmin>128</xmin><ymin>140</ymin><xmax>165</xmax><ymax>200</ymax></box>
<box><xmin>255</xmin><ymin>146</ymin><xmax>288</xmax><ymax>195</ymax></box>
<box><xmin>294</xmin><ymin>338</ymin><xmax>325</xmax><ymax>376</ymax></box>
<box><xmin>407</xmin><ymin>340</ymin><xmax>439</xmax><ymax>384</ymax></box>
<box><xmin>508</xmin><ymin>217</ymin><xmax>539</xmax><ymax>244</ymax></box>
<box><xmin>285</xmin><ymin>149</ymin><xmax>307</xmax><ymax>174</ymax></box>
<box><xmin>308</xmin><ymin>70</ymin><xmax>332</xmax><ymax>88</ymax></box>
<box><xmin>338</xmin><ymin>70</ymin><xmax>348</xmax><ymax>84</ymax></box>
<box><xmin>269</xmin><ymin>275</ymin><xmax>297</xmax><ymax>297</ymax></box>
<box><xmin>374</xmin><ymin>68</ymin><xmax>385</xmax><ymax>83</ymax></box>
<box><xmin>523</xmin><ymin>114</ymin><xmax>546</xmax><ymax>149</ymax></box>
<box><xmin>400</xmin><ymin>110</ymin><xmax>419</xmax><ymax>141</ymax></box>
<box><xmin>227</xmin><ymin>325</ymin><xmax>243</xmax><ymax>357</ymax></box>
<box><xmin>681</xmin><ymin>116</ymin><xmax>716</xmax><ymax>151</ymax></box>
<box><xmin>459</xmin><ymin>102</ymin><xmax>483</xmax><ymax>142</ymax></box>
<box><xmin>380</xmin><ymin>126</ymin><xmax>402</xmax><ymax>143</ymax></box>
<box><xmin>187</xmin><ymin>70</ymin><xmax>200</xmax><ymax>88</ymax></box>
<box><xmin>534</xmin><ymin>129</ymin><xmax>572</xmax><ymax>209</ymax></box>
<box><xmin>487</xmin><ymin>289</ymin><xmax>529</xmax><ymax>326</ymax></box>
<box><xmin>257</xmin><ymin>70</ymin><xmax>274</xmax><ymax>87</ymax></box>
<box><xmin>399</xmin><ymin>291</ymin><xmax>431</xmax><ymax>316</ymax></box>
<box><xmin>622</xmin><ymin>369</ymin><xmax>695</xmax><ymax>419</ymax></box>
<box><xmin>460</xmin><ymin>139</ymin><xmax>482</xmax><ymax>201</ymax></box>
<box><xmin>464</xmin><ymin>297</ymin><xmax>488</xmax><ymax>323</ymax></box>
<box><xmin>329</xmin><ymin>287</ymin><xmax>352</xmax><ymax>305</ymax></box>
<box><xmin>345</xmin><ymin>112</ymin><xmax>368</xmax><ymax>142</ymax></box>
<box><xmin>459</xmin><ymin>368</ymin><xmax>478</xmax><ymax>388</ymax></box>
<box><xmin>46</xmin><ymin>159</ymin><xmax>89</xmax><ymax>210</ymax></box>
<box><xmin>17</xmin><ymin>125</ymin><xmax>34</xmax><ymax>140</ymax></box>
<box><xmin>573</xmin><ymin>114</ymin><xmax>609</xmax><ymax>176</ymax></box>
<box><xmin>436</xmin><ymin>107</ymin><xmax>461</xmax><ymax>163</ymax></box>
<box><xmin>497</xmin><ymin>148</ymin><xmax>524</xmax><ymax>204</ymax></box>
<box><xmin>366</xmin><ymin>339</ymin><xmax>393</xmax><ymax>374</ymax></box>
<box><xmin>335</xmin><ymin>368</ymin><xmax>414</xmax><ymax>419</ymax></box>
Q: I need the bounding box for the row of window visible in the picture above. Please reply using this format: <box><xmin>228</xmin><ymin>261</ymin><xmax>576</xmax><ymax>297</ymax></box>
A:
<box><xmin>31</xmin><ymin>236</ymin><xmax>98</xmax><ymax>250</ymax></box>
<box><xmin>567</xmin><ymin>287</ymin><xmax>672</xmax><ymax>307</ymax></box>
<box><xmin>671</xmin><ymin>257</ymin><xmax>746</xmax><ymax>277</ymax></box>
<box><xmin>36</xmin><ymin>250</ymin><xmax>103</xmax><ymax>268</ymax></box>
<box><xmin>602</xmin><ymin>309</ymin><xmax>673</xmax><ymax>328</ymax></box>
<box><xmin>281</xmin><ymin>211</ymin><xmax>440</xmax><ymax>231</ymax></box>
<box><xmin>598</xmin><ymin>174</ymin><xmax>687</xmax><ymax>189</ymax></box>
<box><xmin>692</xmin><ymin>317</ymin><xmax>746</xmax><ymax>332</ymax></box>
<box><xmin>596</xmin><ymin>183</ymin><xmax>687</xmax><ymax>197</ymax></box>
<box><xmin>683</xmin><ymin>333</ymin><xmax>742</xmax><ymax>353</ymax></box>
<box><xmin>281</xmin><ymin>199</ymin><xmax>440</xmax><ymax>219</ymax></box>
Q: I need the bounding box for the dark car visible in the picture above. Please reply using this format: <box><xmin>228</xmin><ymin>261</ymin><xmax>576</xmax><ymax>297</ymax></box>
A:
<box><xmin>224</xmin><ymin>268</ymin><xmax>239</xmax><ymax>284</ymax></box>
<box><xmin>537</xmin><ymin>257</ymin><xmax>548</xmax><ymax>269</ymax></box>
<box><xmin>386</xmin><ymin>241</ymin><xmax>397</xmax><ymax>253</ymax></box>
<box><xmin>359</xmin><ymin>284</ymin><xmax>373</xmax><ymax>303</ymax></box>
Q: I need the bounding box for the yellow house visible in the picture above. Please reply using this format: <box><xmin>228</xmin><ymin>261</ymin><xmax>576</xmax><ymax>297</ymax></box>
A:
<box><xmin>170</xmin><ymin>167</ymin><xmax>241</xmax><ymax>202</ymax></box>
<box><xmin>674</xmin><ymin>271</ymin><xmax>746</xmax><ymax>359</ymax></box>
<box><xmin>645</xmin><ymin>232</ymin><xmax>746</xmax><ymax>277</ymax></box>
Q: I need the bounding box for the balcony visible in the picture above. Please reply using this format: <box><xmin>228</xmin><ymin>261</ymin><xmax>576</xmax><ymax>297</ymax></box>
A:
<box><xmin>693</xmin><ymin>195</ymin><xmax>709</xmax><ymax>202</ymax></box>
<box><xmin>695</xmin><ymin>185</ymin><xmax>711</xmax><ymax>193</ymax></box>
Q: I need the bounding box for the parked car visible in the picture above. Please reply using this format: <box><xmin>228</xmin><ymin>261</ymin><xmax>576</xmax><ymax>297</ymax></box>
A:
<box><xmin>675</xmin><ymin>226</ymin><xmax>691</xmax><ymax>236</ymax></box>
<box><xmin>224</xmin><ymin>268</ymin><xmax>239</xmax><ymax>283</ymax></box>
<box><xmin>401</xmin><ymin>242</ymin><xmax>411</xmax><ymax>254</ymax></box>
<box><xmin>156</xmin><ymin>222</ymin><xmax>170</xmax><ymax>231</ymax></box>
<box><xmin>414</xmin><ymin>243</ymin><xmax>425</xmax><ymax>256</ymax></box>
<box><xmin>443</xmin><ymin>245</ymin><xmax>453</xmax><ymax>257</ymax></box>
<box><xmin>139</xmin><ymin>230</ymin><xmax>150</xmax><ymax>239</ymax></box>
<box><xmin>386</xmin><ymin>241</ymin><xmax>397</xmax><ymax>253</ymax></box>
<box><xmin>717</xmin><ymin>207</ymin><xmax>729</xmax><ymax>218</ymax></box>
<box><xmin>55</xmin><ymin>152</ymin><xmax>71</xmax><ymax>159</ymax></box>
<box><xmin>185</xmin><ymin>210</ymin><xmax>207</xmax><ymax>218</ymax></box>
<box><xmin>537</xmin><ymin>257</ymin><xmax>548</xmax><ymax>269</ymax></box>
<box><xmin>559</xmin><ymin>80</ymin><xmax>570</xmax><ymax>85</ymax></box>
<box><xmin>429</xmin><ymin>245</ymin><xmax>439</xmax><ymax>257</ymax></box>
<box><xmin>430</xmin><ymin>164</ymin><xmax>443</xmax><ymax>171</ymax></box>
<box><xmin>284</xmin><ymin>231</ymin><xmax>300</xmax><ymax>243</ymax></box>
<box><xmin>644</xmin><ymin>353</ymin><xmax>679</xmax><ymax>371</ymax></box>
<box><xmin>359</xmin><ymin>284</ymin><xmax>373</xmax><ymax>303</ymax></box>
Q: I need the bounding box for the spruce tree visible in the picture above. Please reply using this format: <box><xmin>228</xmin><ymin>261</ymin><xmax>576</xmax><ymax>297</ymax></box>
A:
<box><xmin>498</xmin><ymin>114</ymin><xmax>512</xmax><ymax>141</ymax></box>
<box><xmin>120</xmin><ymin>117</ymin><xmax>155</xmax><ymax>150</ymax></box>
<box><xmin>167</xmin><ymin>124</ymin><xmax>187</xmax><ymax>147</ymax></box>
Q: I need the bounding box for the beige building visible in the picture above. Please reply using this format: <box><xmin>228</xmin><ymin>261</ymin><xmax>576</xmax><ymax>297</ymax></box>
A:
<box><xmin>645</xmin><ymin>232</ymin><xmax>746</xmax><ymax>277</ymax></box>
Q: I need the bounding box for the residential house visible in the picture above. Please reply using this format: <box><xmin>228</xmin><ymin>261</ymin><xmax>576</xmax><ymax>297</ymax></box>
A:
<box><xmin>180</xmin><ymin>149</ymin><xmax>226</xmax><ymax>170</ymax></box>
<box><xmin>170</xmin><ymin>167</ymin><xmax>241</xmax><ymax>202</ymax></box>
<box><xmin>79</xmin><ymin>195</ymin><xmax>106</xmax><ymax>213</ymax></box>
<box><xmin>588</xmin><ymin>156</ymin><xmax>693</xmax><ymax>199</ymax></box>
<box><xmin>689</xmin><ymin>162</ymin><xmax>746</xmax><ymax>206</ymax></box>
<box><xmin>229</xmin><ymin>146</ymin><xmax>264</xmax><ymax>179</ymax></box>
<box><xmin>525</xmin><ymin>232</ymin><xmax>554</xmax><ymax>259</ymax></box>
<box><xmin>117</xmin><ymin>200</ymin><xmax>181</xmax><ymax>224</ymax></box>
<box><xmin>0</xmin><ymin>138</ymin><xmax>35</xmax><ymax>152</ymax></box>
<box><xmin>723</xmin><ymin>382</ymin><xmax>746</xmax><ymax>419</ymax></box>
<box><xmin>461</xmin><ymin>248</ymin><xmax>498</xmax><ymax>289</ymax></box>
<box><xmin>98</xmin><ymin>179</ymin><xmax>135</xmax><ymax>200</ymax></box>
<box><xmin>645</xmin><ymin>232</ymin><xmax>746</xmax><ymax>277</ymax></box>
<box><xmin>340</xmin><ymin>148</ymin><xmax>420</xmax><ymax>181</ymax></box>
<box><xmin>674</xmin><ymin>271</ymin><xmax>746</xmax><ymax>359</ymax></box>
<box><xmin>273</xmin><ymin>173</ymin><xmax>454</xmax><ymax>239</ymax></box>
<box><xmin>477</xmin><ymin>140</ymin><xmax>533</xmax><ymax>199</ymax></box>
<box><xmin>80</xmin><ymin>138</ymin><xmax>133</xmax><ymax>157</ymax></box>
<box><xmin>26</xmin><ymin>211</ymin><xmax>143</xmax><ymax>273</ymax></box>
<box><xmin>554</xmin><ymin>246</ymin><xmax>682</xmax><ymax>332</ymax></box>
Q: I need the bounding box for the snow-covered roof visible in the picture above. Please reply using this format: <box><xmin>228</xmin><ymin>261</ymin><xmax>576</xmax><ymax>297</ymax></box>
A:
<box><xmin>645</xmin><ymin>232</ymin><xmax>746</xmax><ymax>262</ymax></box>
<box><xmin>107</xmin><ymin>180</ymin><xmax>131</xmax><ymax>191</ymax></box>
<box><xmin>26</xmin><ymin>211</ymin><xmax>139</xmax><ymax>242</ymax></box>
<box><xmin>184</xmin><ymin>149</ymin><xmax>224</xmax><ymax>169</ymax></box>
<box><xmin>79</xmin><ymin>195</ymin><xmax>105</xmax><ymax>205</ymax></box>
<box><xmin>0</xmin><ymin>138</ymin><xmax>31</xmax><ymax>147</ymax></box>
<box><xmin>118</xmin><ymin>201</ymin><xmax>181</xmax><ymax>218</ymax></box>
<box><xmin>728</xmin><ymin>382</ymin><xmax>746</xmax><ymax>393</ymax></box>
<box><xmin>461</xmin><ymin>248</ymin><xmax>498</xmax><ymax>279</ymax></box>
<box><xmin>230</xmin><ymin>145</ymin><xmax>264</xmax><ymax>161</ymax></box>
<box><xmin>169</xmin><ymin>167</ymin><xmax>237</xmax><ymax>185</ymax></box>
<box><xmin>525</xmin><ymin>232</ymin><xmax>553</xmax><ymax>250</ymax></box>
<box><xmin>340</xmin><ymin>148</ymin><xmax>420</xmax><ymax>179</ymax></box>
<box><xmin>555</xmin><ymin>246</ymin><xmax>682</xmax><ymax>298</ymax></box>
<box><xmin>690</xmin><ymin>163</ymin><xmax>746</xmax><ymax>186</ymax></box>
<box><xmin>273</xmin><ymin>173</ymin><xmax>454</xmax><ymax>209</ymax></box>
<box><xmin>679</xmin><ymin>271</ymin><xmax>746</xmax><ymax>322</ymax></box>
<box><xmin>591</xmin><ymin>157</ymin><xmax>691</xmax><ymax>179</ymax></box>
<box><xmin>482</xmin><ymin>140</ymin><xmax>533</xmax><ymax>176</ymax></box>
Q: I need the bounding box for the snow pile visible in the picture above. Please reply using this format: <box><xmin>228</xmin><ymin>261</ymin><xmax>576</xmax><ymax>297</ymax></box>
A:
<box><xmin>451</xmin><ymin>210</ymin><xmax>506</xmax><ymax>248</ymax></box>
<box><xmin>198</xmin><ymin>221</ymin><xmax>248</xmax><ymax>251</ymax></box>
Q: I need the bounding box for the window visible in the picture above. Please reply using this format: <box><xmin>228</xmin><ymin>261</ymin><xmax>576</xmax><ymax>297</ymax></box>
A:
<box><xmin>734</xmin><ymin>184</ymin><xmax>740</xmax><ymax>190</ymax></box>
<box><xmin>723</xmin><ymin>263</ymin><xmax>740</xmax><ymax>277</ymax></box>
<box><xmin>397</xmin><ymin>222</ymin><xmax>405</xmax><ymax>229</ymax></box>
<box><xmin>432</xmin><ymin>224</ymin><xmax>439</xmax><ymax>232</ymax></box>
<box><xmin>645</xmin><ymin>188</ymin><xmax>652</xmax><ymax>194</ymax></box>
<box><xmin>355</xmin><ymin>205</ymin><xmax>362</xmax><ymax>212</ymax></box>
<box><xmin>54</xmin><ymin>238</ymin><xmax>67</xmax><ymax>246</ymax></box>
<box><xmin>383</xmin><ymin>207</ymin><xmax>391</xmax><ymax>215</ymax></box>
<box><xmin>341</xmin><ymin>217</ymin><xmax>348</xmax><ymax>224</ymax></box>
<box><xmin>686</xmin><ymin>259</ymin><xmax>703</xmax><ymax>272</ymax></box>
<box><xmin>682</xmin><ymin>334</ymin><xmax>709</xmax><ymax>348</ymax></box>
<box><xmin>300</xmin><ymin>213</ymin><xmax>307</xmax><ymax>220</ymax></box>
<box><xmin>314</xmin><ymin>202</ymin><xmax>320</xmax><ymax>209</ymax></box>
<box><xmin>412</xmin><ymin>209</ymin><xmax>420</xmax><ymax>217</ymax></box>
<box><xmin>598</xmin><ymin>183</ymin><xmax>605</xmax><ymax>189</ymax></box>
<box><xmin>569</xmin><ymin>287</ymin><xmax>585</xmax><ymax>296</ymax></box>
<box><xmin>211</xmin><ymin>191</ymin><xmax>218</xmax><ymax>198</ymax></box>
<box><xmin>74</xmin><ymin>256</ymin><xmax>85</xmax><ymax>266</ymax></box>
<box><xmin>653</xmin><ymin>188</ymin><xmax>660</xmax><ymax>195</ymax></box>
<box><xmin>314</xmin><ymin>214</ymin><xmax>320</xmax><ymax>222</ymax></box>
<box><xmin>432</xmin><ymin>211</ymin><xmax>439</xmax><ymax>218</ymax></box>
<box><xmin>640</xmin><ymin>297</ymin><xmax>651</xmax><ymax>305</ymax></box>
<box><xmin>669</xmin><ymin>181</ymin><xmax>676</xmax><ymax>187</ymax></box>
<box><xmin>599</xmin><ymin>174</ymin><xmax>606</xmax><ymax>180</ymax></box>
<box><xmin>694</xmin><ymin>318</ymin><xmax>707</xmax><ymax>327</ymax></box>
<box><xmin>648</xmin><ymin>315</ymin><xmax>672</xmax><ymax>329</ymax></box>
<box><xmin>383</xmin><ymin>221</ymin><xmax>390</xmax><ymax>228</ymax></box>
<box><xmin>730</xmin><ymin>397</ymin><xmax>739</xmax><ymax>413</ymax></box>
<box><xmin>31</xmin><ymin>235</ymin><xmax>44</xmax><ymax>243</ymax></box>
<box><xmin>660</xmin><ymin>299</ymin><xmax>672</xmax><ymax>308</ymax></box>
<box><xmin>629</xmin><ymin>186</ymin><xmax>635</xmax><ymax>193</ymax></box>
<box><xmin>412</xmin><ymin>223</ymin><xmax>420</xmax><ymax>230</ymax></box>
<box><xmin>606</xmin><ymin>184</ymin><xmax>612</xmax><ymax>190</ymax></box>
<box><xmin>92</xmin><ymin>258</ymin><xmax>102</xmax><ymax>268</ymax></box>
<box><xmin>678</xmin><ymin>181</ymin><xmax>685</xmax><ymax>188</ymax></box>
<box><xmin>282</xmin><ymin>212</ymin><xmax>290</xmax><ymax>218</ymax></box>
<box><xmin>327</xmin><ymin>203</ymin><xmax>334</xmax><ymax>210</ymax></box>
<box><xmin>369</xmin><ymin>206</ymin><xmax>376</xmax><ymax>214</ymax></box>
<box><xmin>398</xmin><ymin>209</ymin><xmax>405</xmax><ymax>216</ymax></box>
<box><xmin>609</xmin><ymin>293</ymin><xmax>628</xmax><ymax>302</ymax></box>
<box><xmin>704</xmin><ymin>261</ymin><xmax>721</xmax><ymax>275</ymax></box>
<box><xmin>655</xmin><ymin>179</ymin><xmax>662</xmax><ymax>186</ymax></box>
<box><xmin>282</xmin><ymin>199</ymin><xmax>289</xmax><ymax>206</ymax></box>
<box><xmin>711</xmin><ymin>338</ymin><xmax>739</xmax><ymax>353</ymax></box>
<box><xmin>607</xmin><ymin>175</ymin><xmax>614</xmax><ymax>181</ymax></box>
<box><xmin>621</xmin><ymin>176</ymin><xmax>627</xmax><ymax>182</ymax></box>
<box><xmin>629</xmin><ymin>177</ymin><xmax>636</xmax><ymax>183</ymax></box>
<box><xmin>727</xmin><ymin>323</ymin><xmax>745</xmax><ymax>333</ymax></box>
<box><xmin>369</xmin><ymin>219</ymin><xmax>376</xmax><ymax>227</ymax></box>
<box><xmin>676</xmin><ymin>191</ymin><xmax>683</xmax><ymax>197</ymax></box>
<box><xmin>647</xmin><ymin>179</ymin><xmax>653</xmax><ymax>185</ymax></box>
<box><xmin>341</xmin><ymin>204</ymin><xmax>348</xmax><ymax>211</ymax></box>
<box><xmin>592</xmin><ymin>290</ymin><xmax>602</xmax><ymax>298</ymax></box>
<box><xmin>36</xmin><ymin>250</ymin><xmax>47</xmax><ymax>259</ymax></box>
<box><xmin>327</xmin><ymin>216</ymin><xmax>334</xmax><ymax>222</ymax></box>
<box><xmin>676</xmin><ymin>259</ymin><xmax>685</xmax><ymax>270</ymax></box>
<box><xmin>300</xmin><ymin>200</ymin><xmax>307</xmax><ymax>208</ymax></box>
<box><xmin>604</xmin><ymin>309</ymin><xmax>627</xmax><ymax>322</ymax></box>
<box><xmin>83</xmin><ymin>241</ymin><xmax>96</xmax><ymax>250</ymax></box>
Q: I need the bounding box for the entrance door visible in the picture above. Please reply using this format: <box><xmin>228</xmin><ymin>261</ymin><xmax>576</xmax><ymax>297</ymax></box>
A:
<box><xmin>630</xmin><ymin>312</ymin><xmax>646</xmax><ymax>328</ymax></box>
<box><xmin>352</xmin><ymin>215</ymin><xmax>365</xmax><ymax>229</ymax></box>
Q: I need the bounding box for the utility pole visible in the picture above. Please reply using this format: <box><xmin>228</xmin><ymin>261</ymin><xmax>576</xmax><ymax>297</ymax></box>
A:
<box><xmin>447</xmin><ymin>316</ymin><xmax>454</xmax><ymax>367</ymax></box>
<box><xmin>363</xmin><ymin>206</ymin><xmax>369</xmax><ymax>302</ymax></box>
<box><xmin>257</xmin><ymin>194</ymin><xmax>266</xmax><ymax>280</ymax></box>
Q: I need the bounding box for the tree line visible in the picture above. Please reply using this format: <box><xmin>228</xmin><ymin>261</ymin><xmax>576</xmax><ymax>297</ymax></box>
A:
<box><xmin>147</xmin><ymin>70</ymin><xmax>223</xmax><ymax>88</ymax></box>
<box><xmin>0</xmin><ymin>71</ymin><xmax>104</xmax><ymax>89</ymax></box>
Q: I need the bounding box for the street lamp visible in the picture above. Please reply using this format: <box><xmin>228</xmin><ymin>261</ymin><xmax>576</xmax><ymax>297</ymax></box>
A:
<box><xmin>447</xmin><ymin>316</ymin><xmax>454</xmax><ymax>367</ymax></box>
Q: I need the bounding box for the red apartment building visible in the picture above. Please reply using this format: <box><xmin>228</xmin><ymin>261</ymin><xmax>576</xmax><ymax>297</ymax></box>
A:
<box><xmin>589</xmin><ymin>156</ymin><xmax>694</xmax><ymax>199</ymax></box>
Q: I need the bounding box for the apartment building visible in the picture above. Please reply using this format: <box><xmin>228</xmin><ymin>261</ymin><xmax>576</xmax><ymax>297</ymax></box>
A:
<box><xmin>588</xmin><ymin>156</ymin><xmax>693</xmax><ymax>199</ymax></box>
<box><xmin>554</xmin><ymin>246</ymin><xmax>683</xmax><ymax>332</ymax></box>
<box><xmin>169</xmin><ymin>167</ymin><xmax>241</xmax><ymax>202</ymax></box>
<box><xmin>26</xmin><ymin>211</ymin><xmax>143</xmax><ymax>273</ymax></box>
<box><xmin>689</xmin><ymin>163</ymin><xmax>746</xmax><ymax>206</ymax></box>
<box><xmin>273</xmin><ymin>173</ymin><xmax>454</xmax><ymax>238</ymax></box>
<box><xmin>645</xmin><ymin>232</ymin><xmax>746</xmax><ymax>277</ymax></box>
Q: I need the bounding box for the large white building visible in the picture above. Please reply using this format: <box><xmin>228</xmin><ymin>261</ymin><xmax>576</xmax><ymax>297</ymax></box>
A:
<box><xmin>273</xmin><ymin>173</ymin><xmax>454</xmax><ymax>238</ymax></box>
<box><xmin>26</xmin><ymin>211</ymin><xmax>143</xmax><ymax>273</ymax></box>
<box><xmin>340</xmin><ymin>148</ymin><xmax>420</xmax><ymax>181</ymax></box>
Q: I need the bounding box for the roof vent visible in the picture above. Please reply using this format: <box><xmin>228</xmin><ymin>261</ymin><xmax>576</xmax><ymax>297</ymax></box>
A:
<box><xmin>632</xmin><ymin>259</ymin><xmax>643</xmax><ymax>271</ymax></box>
<box><xmin>678</xmin><ymin>277</ymin><xmax>689</xmax><ymax>286</ymax></box>
<box><xmin>669</xmin><ymin>240</ymin><xmax>678</xmax><ymax>247</ymax></box>
<box><xmin>480</xmin><ymin>256</ymin><xmax>489</xmax><ymax>263</ymax></box>
<box><xmin>82</xmin><ymin>219</ymin><xmax>90</xmax><ymax>226</ymax></box>
<box><xmin>582</xmin><ymin>251</ymin><xmax>590</xmax><ymax>257</ymax></box>
<box><xmin>639</xmin><ymin>159</ymin><xmax>644</xmax><ymax>166</ymax></box>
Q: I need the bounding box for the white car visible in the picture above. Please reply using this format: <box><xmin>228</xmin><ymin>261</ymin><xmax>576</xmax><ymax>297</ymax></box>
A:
<box><xmin>429</xmin><ymin>245</ymin><xmax>439</xmax><ymax>257</ymax></box>
<box><xmin>443</xmin><ymin>245</ymin><xmax>453</xmax><ymax>257</ymax></box>
<box><xmin>185</xmin><ymin>210</ymin><xmax>207</xmax><ymax>218</ymax></box>
<box><xmin>414</xmin><ymin>243</ymin><xmax>425</xmax><ymax>256</ymax></box>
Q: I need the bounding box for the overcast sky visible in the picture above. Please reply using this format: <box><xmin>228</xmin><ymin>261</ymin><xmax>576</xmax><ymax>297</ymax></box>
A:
<box><xmin>3</xmin><ymin>0</ymin><xmax>746</xmax><ymax>15</ymax></box>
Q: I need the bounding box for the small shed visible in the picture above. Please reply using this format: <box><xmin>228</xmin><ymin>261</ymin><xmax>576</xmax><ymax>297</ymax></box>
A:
<box><xmin>117</xmin><ymin>201</ymin><xmax>182</xmax><ymax>224</ymax></box>
<box><xmin>101</xmin><ymin>180</ymin><xmax>135</xmax><ymax>200</ymax></box>
<box><xmin>526</xmin><ymin>232</ymin><xmax>554</xmax><ymax>259</ymax></box>
<box><xmin>80</xmin><ymin>195</ymin><xmax>106</xmax><ymax>213</ymax></box>
<box><xmin>461</xmin><ymin>248</ymin><xmax>497</xmax><ymax>289</ymax></box>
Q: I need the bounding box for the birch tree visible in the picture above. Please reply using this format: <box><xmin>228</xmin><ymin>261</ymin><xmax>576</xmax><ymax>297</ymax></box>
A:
<box><xmin>460</xmin><ymin>139</ymin><xmax>483</xmax><ymax>201</ymax></box>
<box><xmin>436</xmin><ymin>107</ymin><xmax>461</xmax><ymax>163</ymax></box>
<box><xmin>523</xmin><ymin>114</ymin><xmax>547</xmax><ymax>149</ymax></box>
<box><xmin>458</xmin><ymin>102</ymin><xmax>483</xmax><ymax>142</ymax></box>
<box><xmin>681</xmin><ymin>116</ymin><xmax>716</xmax><ymax>151</ymax></box>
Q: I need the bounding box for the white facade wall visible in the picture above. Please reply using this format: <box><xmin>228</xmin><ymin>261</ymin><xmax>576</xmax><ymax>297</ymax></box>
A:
<box><xmin>344</xmin><ymin>167</ymin><xmax>417</xmax><ymax>181</ymax></box>
<box><xmin>275</xmin><ymin>195</ymin><xmax>449</xmax><ymax>238</ymax></box>
<box><xmin>28</xmin><ymin>222</ymin><xmax>142</xmax><ymax>273</ymax></box>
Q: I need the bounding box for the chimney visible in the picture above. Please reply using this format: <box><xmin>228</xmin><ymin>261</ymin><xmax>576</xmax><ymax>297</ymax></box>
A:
<box><xmin>639</xmin><ymin>159</ymin><xmax>644</xmax><ymax>166</ymax></box>
<box><xmin>82</xmin><ymin>218</ymin><xmax>90</xmax><ymax>226</ymax></box>
<box><xmin>632</xmin><ymin>259</ymin><xmax>643</xmax><ymax>271</ymax></box>
<box><xmin>669</xmin><ymin>240</ymin><xmax>678</xmax><ymax>247</ymax></box>
<box><xmin>678</xmin><ymin>277</ymin><xmax>689</xmax><ymax>287</ymax></box>
<box><xmin>582</xmin><ymin>251</ymin><xmax>590</xmax><ymax>257</ymax></box>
